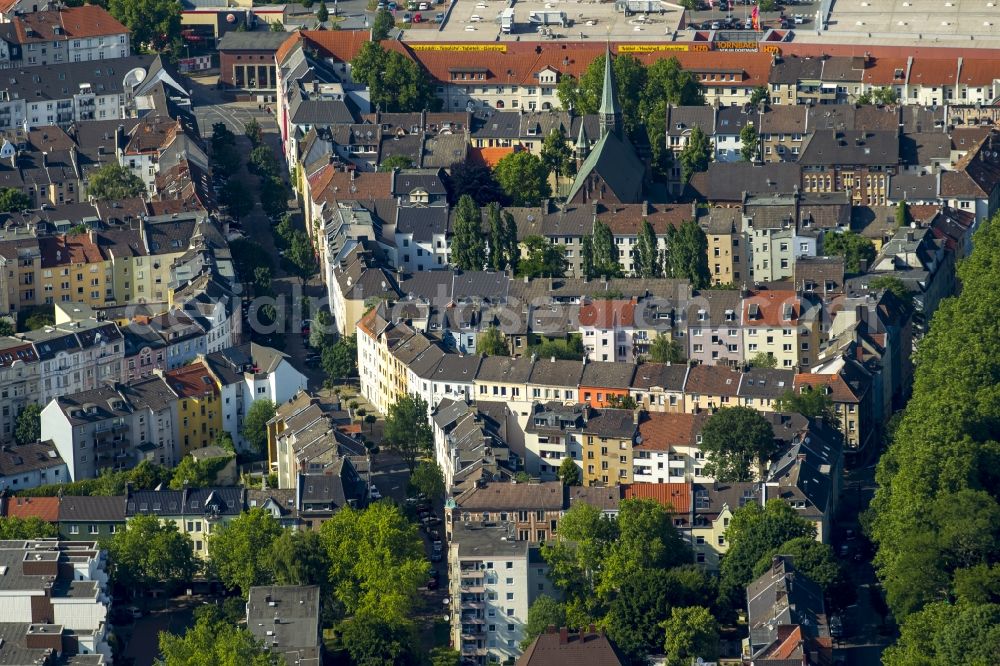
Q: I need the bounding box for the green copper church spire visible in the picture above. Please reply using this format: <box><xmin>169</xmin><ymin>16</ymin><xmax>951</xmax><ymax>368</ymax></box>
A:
<box><xmin>598</xmin><ymin>44</ymin><xmax>622</xmax><ymax>139</ymax></box>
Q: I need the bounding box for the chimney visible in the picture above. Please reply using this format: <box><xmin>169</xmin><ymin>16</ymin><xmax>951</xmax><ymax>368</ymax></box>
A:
<box><xmin>632</xmin><ymin>408</ymin><xmax>640</xmax><ymax>425</ymax></box>
<box><xmin>546</xmin><ymin>624</ymin><xmax>557</xmax><ymax>634</ymax></box>
<box><xmin>558</xmin><ymin>627</ymin><xmax>569</xmax><ymax>644</ymax></box>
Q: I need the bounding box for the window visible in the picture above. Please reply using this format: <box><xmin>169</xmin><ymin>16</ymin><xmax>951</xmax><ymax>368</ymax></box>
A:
<box><xmin>88</xmin><ymin>525</ymin><xmax>98</xmax><ymax>534</ymax></box>
<box><xmin>69</xmin><ymin>525</ymin><xmax>79</xmax><ymax>534</ymax></box>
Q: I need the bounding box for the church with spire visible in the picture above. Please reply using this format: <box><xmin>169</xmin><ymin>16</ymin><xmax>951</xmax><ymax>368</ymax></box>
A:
<box><xmin>566</xmin><ymin>46</ymin><xmax>647</xmax><ymax>205</ymax></box>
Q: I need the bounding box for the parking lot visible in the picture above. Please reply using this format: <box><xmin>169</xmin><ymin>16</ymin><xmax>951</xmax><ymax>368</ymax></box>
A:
<box><xmin>824</xmin><ymin>0</ymin><xmax>1000</xmax><ymax>41</ymax></box>
<box><xmin>403</xmin><ymin>0</ymin><xmax>685</xmax><ymax>42</ymax></box>
<box><xmin>683</xmin><ymin>0</ymin><xmax>818</xmax><ymax>30</ymax></box>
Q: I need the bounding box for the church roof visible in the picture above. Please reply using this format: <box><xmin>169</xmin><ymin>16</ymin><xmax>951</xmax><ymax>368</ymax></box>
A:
<box><xmin>598</xmin><ymin>47</ymin><xmax>621</xmax><ymax>120</ymax></box>
<box><xmin>565</xmin><ymin>131</ymin><xmax>645</xmax><ymax>204</ymax></box>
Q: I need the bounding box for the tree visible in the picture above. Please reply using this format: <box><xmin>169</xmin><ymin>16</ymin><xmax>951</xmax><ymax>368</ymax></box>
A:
<box><xmin>868</xmin><ymin>275</ymin><xmax>913</xmax><ymax>311</ymax></box>
<box><xmin>214</xmin><ymin>431</ymin><xmax>235</xmax><ymax>452</ymax></box>
<box><xmin>664</xmin><ymin>220</ymin><xmax>710</xmax><ymax>289</ymax></box>
<box><xmin>242</xmin><ymin>399</ymin><xmax>276</xmax><ymax>456</ymax></box>
<box><xmin>253</xmin><ymin>266</ymin><xmax>272</xmax><ymax>297</ymax></box>
<box><xmin>661</xmin><ymin>606</ymin><xmax>720</xmax><ymax>666</ymax></box>
<box><xmin>882</xmin><ymin>601</ymin><xmax>1000</xmax><ymax>666</ymax></box>
<box><xmin>383</xmin><ymin>394</ymin><xmax>433</xmax><ymax>472</ymax></box>
<box><xmin>750</xmin><ymin>85</ymin><xmax>769</xmax><ymax>108</ymax></box>
<box><xmin>159</xmin><ymin>613</ymin><xmax>279</xmax><ymax>666</ymax></box>
<box><xmin>244</xmin><ymin>118</ymin><xmax>263</xmax><ymax>147</ymax></box>
<box><xmin>823</xmin><ymin>230</ymin><xmax>876</xmax><ymax>274</ymax></box>
<box><xmin>679</xmin><ymin>126</ymin><xmax>711</xmax><ymax>183</ymax></box>
<box><xmin>452</xmin><ymin>194</ymin><xmax>486</xmax><ymax>270</ymax></box>
<box><xmin>269</xmin><ymin>20</ymin><xmax>285</xmax><ymax>31</ymax></box>
<box><xmin>14</xmin><ymin>403</ymin><xmax>41</xmax><ymax>445</ymax></box>
<box><xmin>0</xmin><ymin>319</ymin><xmax>12</xmax><ymax>336</ymax></box>
<box><xmin>322</xmin><ymin>334</ymin><xmax>358</xmax><ymax>380</ymax></box>
<box><xmin>530</xmin><ymin>338</ymin><xmax>584</xmax><ymax>361</ymax></box>
<box><xmin>0</xmin><ymin>188</ymin><xmax>31</xmax><ymax>213</ymax></box>
<box><xmin>557</xmin><ymin>457</ymin><xmax>581</xmax><ymax>486</ymax></box>
<box><xmin>591</xmin><ymin>220</ymin><xmax>621</xmax><ymax>278</ymax></box>
<box><xmin>896</xmin><ymin>199</ymin><xmax>910</xmax><ymax>226</ymax></box>
<box><xmin>598</xmin><ymin>499</ymin><xmax>691</xmax><ymax>600</ymax></box>
<box><xmin>857</xmin><ymin>86</ymin><xmax>899</xmax><ymax>106</ymax></box>
<box><xmin>271</xmin><ymin>529</ymin><xmax>331</xmax><ymax>592</ymax></box>
<box><xmin>477</xmin><ymin>326</ymin><xmax>508</xmax><ymax>356</ymax></box>
<box><xmin>371</xmin><ymin>8</ymin><xmax>395</xmax><ymax>41</ymax></box>
<box><xmin>409</xmin><ymin>461</ymin><xmax>445</xmax><ymax>499</ymax></box>
<box><xmin>86</xmin><ymin>163</ymin><xmax>146</xmax><ymax>200</ymax></box>
<box><xmin>642</xmin><ymin>57</ymin><xmax>704</xmax><ymax>176</ymax></box>
<box><xmin>719</xmin><ymin>500</ymin><xmax>814</xmax><ymax>601</ymax></box>
<box><xmin>209</xmin><ymin>507</ymin><xmax>283</xmax><ymax>597</ymax></box>
<box><xmin>168</xmin><ymin>454</ymin><xmax>229</xmax><ymax>490</ymax></box>
<box><xmin>350</xmin><ymin>42</ymin><xmax>438</xmax><ymax>113</ymax></box>
<box><xmin>261</xmin><ymin>176</ymin><xmax>290</xmax><ymax>219</ymax></box>
<box><xmin>320</xmin><ymin>503</ymin><xmax>429</xmax><ymax>621</ymax></box>
<box><xmin>748</xmin><ymin>351</ymin><xmax>778</xmax><ymax>369</ymax></box>
<box><xmin>758</xmin><ymin>0</ymin><xmax>777</xmax><ymax>11</ymax></box>
<box><xmin>249</xmin><ymin>145</ymin><xmax>278</xmax><ymax>178</ymax></box>
<box><xmin>447</xmin><ymin>162</ymin><xmax>505</xmax><ymax>206</ymax></box>
<box><xmin>286</xmin><ymin>230</ymin><xmax>318</xmax><ymax>284</ymax></box>
<box><xmin>775</xmin><ymin>387</ymin><xmax>837</xmax><ymax>425</ymax></box>
<box><xmin>0</xmin><ymin>516</ymin><xmax>59</xmax><ymax>539</ymax></box>
<box><xmin>753</xmin><ymin>537</ymin><xmax>844</xmax><ymax>596</ymax></box>
<box><xmin>106</xmin><ymin>515</ymin><xmax>199</xmax><ymax>592</ymax></box>
<box><xmin>379</xmin><ymin>155</ymin><xmax>412</xmax><ymax>170</ymax></box>
<box><xmin>522</xmin><ymin>595</ymin><xmax>567</xmax><ymax>649</ymax></box>
<box><xmin>486</xmin><ymin>203</ymin><xmax>519</xmax><ymax>272</ymax></box>
<box><xmin>648</xmin><ymin>333</ymin><xmax>685</xmax><ymax>364</ymax></box>
<box><xmin>540</xmin><ymin>502</ymin><xmax>617</xmax><ymax>623</ymax></box>
<box><xmin>541</xmin><ymin>128</ymin><xmax>575</xmax><ymax>180</ymax></box>
<box><xmin>739</xmin><ymin>123</ymin><xmax>760</xmax><ymax>162</ymax></box>
<box><xmin>220</xmin><ymin>180</ymin><xmax>253</xmax><ymax>219</ymax></box>
<box><xmin>635</xmin><ymin>219</ymin><xmax>660</xmax><ymax>278</ymax></box>
<box><xmin>518</xmin><ymin>236</ymin><xmax>566</xmax><ymax>278</ymax></box>
<box><xmin>315</xmin><ymin>1</ymin><xmax>329</xmax><ymax>22</ymax></box>
<box><xmin>429</xmin><ymin>646</ymin><xmax>461</xmax><ymax>666</ymax></box>
<box><xmin>339</xmin><ymin>613</ymin><xmax>415</xmax><ymax>666</ymax></box>
<box><xmin>309</xmin><ymin>309</ymin><xmax>333</xmax><ymax>349</ymax></box>
<box><xmin>109</xmin><ymin>0</ymin><xmax>181</xmax><ymax>52</ymax></box>
<box><xmin>493</xmin><ymin>151</ymin><xmax>551</xmax><ymax>206</ymax></box>
<box><xmin>700</xmin><ymin>407</ymin><xmax>778</xmax><ymax>482</ymax></box>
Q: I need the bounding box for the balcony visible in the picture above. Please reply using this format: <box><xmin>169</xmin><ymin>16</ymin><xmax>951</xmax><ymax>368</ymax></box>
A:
<box><xmin>460</xmin><ymin>600</ymin><xmax>485</xmax><ymax>610</ymax></box>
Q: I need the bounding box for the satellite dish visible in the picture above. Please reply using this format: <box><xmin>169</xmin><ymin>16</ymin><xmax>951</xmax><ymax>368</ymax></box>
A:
<box><xmin>122</xmin><ymin>67</ymin><xmax>147</xmax><ymax>91</ymax></box>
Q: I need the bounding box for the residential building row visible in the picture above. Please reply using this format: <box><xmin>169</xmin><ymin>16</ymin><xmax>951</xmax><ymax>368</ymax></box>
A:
<box><xmin>36</xmin><ymin>343</ymin><xmax>306</xmax><ymax>479</ymax></box>
<box><xmin>244</xmin><ymin>31</ymin><xmax>1000</xmax><ymax>117</ymax></box>
<box><xmin>0</xmin><ymin>5</ymin><xmax>129</xmax><ymax>69</ymax></box>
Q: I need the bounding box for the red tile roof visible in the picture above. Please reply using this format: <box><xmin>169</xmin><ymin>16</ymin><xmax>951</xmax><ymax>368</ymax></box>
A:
<box><xmin>636</xmin><ymin>412</ymin><xmax>707</xmax><ymax>451</ymax></box>
<box><xmin>862</xmin><ymin>57</ymin><xmax>908</xmax><ymax>85</ymax></box>
<box><xmin>314</xmin><ymin>170</ymin><xmax>393</xmax><ymax>206</ymax></box>
<box><xmin>165</xmin><ymin>361</ymin><xmax>218</xmax><ymax>399</ymax></box>
<box><xmin>39</xmin><ymin>234</ymin><xmax>105</xmax><ymax>268</ymax></box>
<box><xmin>792</xmin><ymin>372</ymin><xmax>860</xmax><ymax>403</ymax></box>
<box><xmin>578</xmin><ymin>300</ymin><xmax>636</xmax><ymax>328</ymax></box>
<box><xmin>958</xmin><ymin>60</ymin><xmax>999</xmax><ymax>87</ymax></box>
<box><xmin>624</xmin><ymin>482</ymin><xmax>692</xmax><ymax>514</ymax></box>
<box><xmin>302</xmin><ymin>30</ymin><xmax>370</xmax><ymax>63</ymax></box>
<box><xmin>908</xmin><ymin>58</ymin><xmax>958</xmax><ymax>87</ymax></box>
<box><xmin>684</xmin><ymin>364</ymin><xmax>742</xmax><ymax>397</ymax></box>
<box><xmin>470</xmin><ymin>146</ymin><xmax>516</xmax><ymax>168</ymax></box>
<box><xmin>598</xmin><ymin>203</ymin><xmax>690</xmax><ymax>235</ymax></box>
<box><xmin>742</xmin><ymin>290</ymin><xmax>800</xmax><ymax>327</ymax></box>
<box><xmin>5</xmin><ymin>496</ymin><xmax>60</xmax><ymax>522</ymax></box>
<box><xmin>15</xmin><ymin>6</ymin><xmax>126</xmax><ymax>43</ymax></box>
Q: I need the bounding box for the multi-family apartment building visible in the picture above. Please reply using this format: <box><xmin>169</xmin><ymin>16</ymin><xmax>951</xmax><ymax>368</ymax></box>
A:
<box><xmin>125</xmin><ymin>486</ymin><xmax>246</xmax><ymax>559</ymax></box>
<box><xmin>742</xmin><ymin>290</ymin><xmax>820</xmax><ymax>370</ymax></box>
<box><xmin>581</xmin><ymin>408</ymin><xmax>638</xmax><ymax>487</ymax></box>
<box><xmin>0</xmin><ymin>6</ymin><xmax>128</xmax><ymax>68</ymax></box>
<box><xmin>701</xmin><ymin>208</ymin><xmax>749</xmax><ymax>287</ymax></box>
<box><xmin>164</xmin><ymin>361</ymin><xmax>222</xmax><ymax>457</ymax></box>
<box><xmin>0</xmin><ymin>335</ymin><xmax>38</xmax><ymax>441</ymax></box>
<box><xmin>448</xmin><ymin>525</ymin><xmax>554</xmax><ymax>665</ymax></box>
<box><xmin>19</xmin><ymin>319</ymin><xmax>124</xmax><ymax>404</ymax></box>
<box><xmin>40</xmin><ymin>375</ymin><xmax>179</xmax><ymax>481</ymax></box>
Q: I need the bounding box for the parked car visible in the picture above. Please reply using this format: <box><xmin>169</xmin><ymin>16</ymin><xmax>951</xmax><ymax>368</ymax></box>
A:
<box><xmin>710</xmin><ymin>21</ymin><xmax>720</xmax><ymax>29</ymax></box>
<box><xmin>830</xmin><ymin>615</ymin><xmax>844</xmax><ymax>639</ymax></box>
<box><xmin>435</xmin><ymin>12</ymin><xmax>444</xmax><ymax>22</ymax></box>
<box><xmin>369</xmin><ymin>484</ymin><xmax>382</xmax><ymax>500</ymax></box>
<box><xmin>793</xmin><ymin>14</ymin><xmax>805</xmax><ymax>23</ymax></box>
<box><xmin>430</xmin><ymin>550</ymin><xmax>442</xmax><ymax>562</ymax></box>
<box><xmin>429</xmin><ymin>568</ymin><xmax>440</xmax><ymax>580</ymax></box>
<box><xmin>426</xmin><ymin>577</ymin><xmax>439</xmax><ymax>590</ymax></box>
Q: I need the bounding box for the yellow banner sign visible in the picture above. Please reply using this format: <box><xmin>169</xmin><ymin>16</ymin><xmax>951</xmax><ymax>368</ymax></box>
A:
<box><xmin>715</xmin><ymin>40</ymin><xmax>759</xmax><ymax>51</ymax></box>
<box><xmin>618</xmin><ymin>44</ymin><xmax>689</xmax><ymax>53</ymax></box>
<box><xmin>409</xmin><ymin>44</ymin><xmax>507</xmax><ymax>52</ymax></box>
<box><xmin>760</xmin><ymin>44</ymin><xmax>781</xmax><ymax>55</ymax></box>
